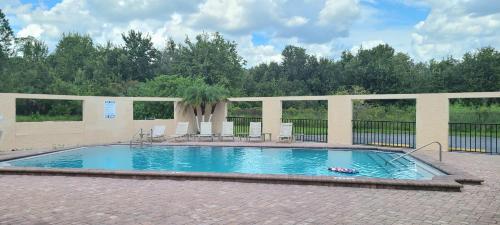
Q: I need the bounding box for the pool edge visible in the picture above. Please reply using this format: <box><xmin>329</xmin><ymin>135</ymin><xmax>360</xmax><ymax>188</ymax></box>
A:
<box><xmin>0</xmin><ymin>143</ymin><xmax>483</xmax><ymax>190</ymax></box>
<box><xmin>0</xmin><ymin>167</ymin><xmax>463</xmax><ymax>192</ymax></box>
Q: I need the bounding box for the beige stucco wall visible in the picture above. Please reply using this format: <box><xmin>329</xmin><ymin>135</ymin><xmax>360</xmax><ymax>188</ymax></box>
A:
<box><xmin>229</xmin><ymin>92</ymin><xmax>500</xmax><ymax>152</ymax></box>
<box><xmin>174</xmin><ymin>101</ymin><xmax>227</xmax><ymax>134</ymax></box>
<box><xmin>1</xmin><ymin>92</ymin><xmax>499</xmax><ymax>152</ymax></box>
<box><xmin>0</xmin><ymin>93</ymin><xmax>181</xmax><ymax>151</ymax></box>
<box><xmin>415</xmin><ymin>94</ymin><xmax>450</xmax><ymax>151</ymax></box>
<box><xmin>328</xmin><ymin>96</ymin><xmax>352</xmax><ymax>145</ymax></box>
<box><xmin>262</xmin><ymin>99</ymin><xmax>282</xmax><ymax>141</ymax></box>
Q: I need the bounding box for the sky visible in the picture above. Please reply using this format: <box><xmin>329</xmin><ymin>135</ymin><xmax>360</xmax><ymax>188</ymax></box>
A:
<box><xmin>1</xmin><ymin>0</ymin><xmax>500</xmax><ymax>67</ymax></box>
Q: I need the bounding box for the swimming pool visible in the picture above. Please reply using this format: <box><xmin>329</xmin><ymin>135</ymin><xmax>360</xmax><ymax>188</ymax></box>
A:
<box><xmin>0</xmin><ymin>145</ymin><xmax>445</xmax><ymax>180</ymax></box>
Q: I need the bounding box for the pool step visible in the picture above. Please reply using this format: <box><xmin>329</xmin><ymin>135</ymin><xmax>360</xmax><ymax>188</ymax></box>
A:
<box><xmin>378</xmin><ymin>153</ymin><xmax>408</xmax><ymax>168</ymax></box>
<box><xmin>367</xmin><ymin>152</ymin><xmax>393</xmax><ymax>167</ymax></box>
<box><xmin>365</xmin><ymin>153</ymin><xmax>392</xmax><ymax>173</ymax></box>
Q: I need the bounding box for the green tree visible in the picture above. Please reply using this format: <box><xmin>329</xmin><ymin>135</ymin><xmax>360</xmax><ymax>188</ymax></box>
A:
<box><xmin>341</xmin><ymin>44</ymin><xmax>413</xmax><ymax>93</ymax></box>
<box><xmin>181</xmin><ymin>85</ymin><xmax>205</xmax><ymax>131</ymax></box>
<box><xmin>121</xmin><ymin>30</ymin><xmax>159</xmax><ymax>81</ymax></box>
<box><xmin>50</xmin><ymin>33</ymin><xmax>96</xmax><ymax>82</ymax></box>
<box><xmin>0</xmin><ymin>9</ymin><xmax>14</xmax><ymax>58</ymax></box>
<box><xmin>460</xmin><ymin>47</ymin><xmax>500</xmax><ymax>92</ymax></box>
<box><xmin>18</xmin><ymin>37</ymin><xmax>49</xmax><ymax>62</ymax></box>
<box><xmin>204</xmin><ymin>85</ymin><xmax>228</xmax><ymax>122</ymax></box>
<box><xmin>128</xmin><ymin>75</ymin><xmax>205</xmax><ymax>97</ymax></box>
<box><xmin>166</xmin><ymin>32</ymin><xmax>245</xmax><ymax>93</ymax></box>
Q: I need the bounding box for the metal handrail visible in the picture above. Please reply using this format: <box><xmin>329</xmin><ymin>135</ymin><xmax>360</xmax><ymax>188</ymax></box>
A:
<box><xmin>129</xmin><ymin>128</ymin><xmax>153</xmax><ymax>146</ymax></box>
<box><xmin>129</xmin><ymin>128</ymin><xmax>143</xmax><ymax>145</ymax></box>
<box><xmin>386</xmin><ymin>141</ymin><xmax>442</xmax><ymax>165</ymax></box>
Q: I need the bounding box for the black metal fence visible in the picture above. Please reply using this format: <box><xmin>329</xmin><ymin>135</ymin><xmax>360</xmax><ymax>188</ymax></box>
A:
<box><xmin>226</xmin><ymin>116</ymin><xmax>262</xmax><ymax>135</ymax></box>
<box><xmin>352</xmin><ymin>120</ymin><xmax>416</xmax><ymax>148</ymax></box>
<box><xmin>282</xmin><ymin>118</ymin><xmax>328</xmax><ymax>142</ymax></box>
<box><xmin>449</xmin><ymin>123</ymin><xmax>500</xmax><ymax>154</ymax></box>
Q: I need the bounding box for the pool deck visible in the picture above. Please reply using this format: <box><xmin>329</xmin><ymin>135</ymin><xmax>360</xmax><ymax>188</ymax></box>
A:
<box><xmin>0</xmin><ymin>143</ymin><xmax>499</xmax><ymax>224</ymax></box>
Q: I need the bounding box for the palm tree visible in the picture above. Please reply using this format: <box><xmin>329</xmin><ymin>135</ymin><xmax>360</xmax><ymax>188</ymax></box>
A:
<box><xmin>181</xmin><ymin>85</ymin><xmax>204</xmax><ymax>132</ymax></box>
<box><xmin>206</xmin><ymin>85</ymin><xmax>228</xmax><ymax>122</ymax></box>
<box><xmin>181</xmin><ymin>84</ymin><xmax>228</xmax><ymax>132</ymax></box>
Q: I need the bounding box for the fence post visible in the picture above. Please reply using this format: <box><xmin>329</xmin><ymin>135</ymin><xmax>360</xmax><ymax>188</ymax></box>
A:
<box><xmin>262</xmin><ymin>98</ymin><xmax>282</xmax><ymax>141</ymax></box>
<box><xmin>328</xmin><ymin>96</ymin><xmax>352</xmax><ymax>145</ymax></box>
<box><xmin>416</xmin><ymin>94</ymin><xmax>449</xmax><ymax>151</ymax></box>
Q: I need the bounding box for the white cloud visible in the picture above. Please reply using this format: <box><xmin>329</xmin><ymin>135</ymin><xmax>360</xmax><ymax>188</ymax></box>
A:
<box><xmin>285</xmin><ymin>16</ymin><xmax>309</xmax><ymax>27</ymax></box>
<box><xmin>350</xmin><ymin>40</ymin><xmax>385</xmax><ymax>52</ymax></box>
<box><xmin>411</xmin><ymin>0</ymin><xmax>500</xmax><ymax>60</ymax></box>
<box><xmin>188</xmin><ymin>0</ymin><xmax>252</xmax><ymax>31</ymax></box>
<box><xmin>17</xmin><ymin>24</ymin><xmax>43</xmax><ymax>38</ymax></box>
<box><xmin>4</xmin><ymin>0</ymin><xmax>499</xmax><ymax>67</ymax></box>
<box><xmin>318</xmin><ymin>0</ymin><xmax>360</xmax><ymax>27</ymax></box>
<box><xmin>237</xmin><ymin>36</ymin><xmax>283</xmax><ymax>66</ymax></box>
<box><xmin>1</xmin><ymin>0</ymin><xmax>367</xmax><ymax>67</ymax></box>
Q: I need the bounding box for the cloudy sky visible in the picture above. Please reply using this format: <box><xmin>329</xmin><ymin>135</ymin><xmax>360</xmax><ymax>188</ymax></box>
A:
<box><xmin>2</xmin><ymin>0</ymin><xmax>500</xmax><ymax>66</ymax></box>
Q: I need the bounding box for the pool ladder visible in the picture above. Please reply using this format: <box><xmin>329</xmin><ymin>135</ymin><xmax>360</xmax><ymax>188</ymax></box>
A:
<box><xmin>129</xmin><ymin>128</ymin><xmax>153</xmax><ymax>147</ymax></box>
<box><xmin>386</xmin><ymin>141</ymin><xmax>442</xmax><ymax>165</ymax></box>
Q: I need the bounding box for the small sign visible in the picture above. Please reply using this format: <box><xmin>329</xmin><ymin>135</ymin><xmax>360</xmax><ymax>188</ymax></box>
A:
<box><xmin>104</xmin><ymin>100</ymin><xmax>116</xmax><ymax>119</ymax></box>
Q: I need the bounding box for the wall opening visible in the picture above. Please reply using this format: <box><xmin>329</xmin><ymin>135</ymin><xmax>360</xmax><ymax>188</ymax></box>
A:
<box><xmin>449</xmin><ymin>98</ymin><xmax>500</xmax><ymax>154</ymax></box>
<box><xmin>282</xmin><ymin>100</ymin><xmax>327</xmax><ymax>142</ymax></box>
<box><xmin>227</xmin><ymin>101</ymin><xmax>262</xmax><ymax>135</ymax></box>
<box><xmin>16</xmin><ymin>98</ymin><xmax>83</xmax><ymax>122</ymax></box>
<box><xmin>133</xmin><ymin>101</ymin><xmax>174</xmax><ymax>120</ymax></box>
<box><xmin>352</xmin><ymin>99</ymin><xmax>416</xmax><ymax>148</ymax></box>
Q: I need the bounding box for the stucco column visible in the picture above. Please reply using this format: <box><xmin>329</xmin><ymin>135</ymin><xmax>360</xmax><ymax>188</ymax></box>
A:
<box><xmin>328</xmin><ymin>96</ymin><xmax>352</xmax><ymax>145</ymax></box>
<box><xmin>210</xmin><ymin>102</ymin><xmax>227</xmax><ymax>134</ymax></box>
<box><xmin>416</xmin><ymin>94</ymin><xmax>449</xmax><ymax>151</ymax></box>
<box><xmin>174</xmin><ymin>101</ymin><xmax>197</xmax><ymax>134</ymax></box>
<box><xmin>0</xmin><ymin>94</ymin><xmax>16</xmax><ymax>151</ymax></box>
<box><xmin>262</xmin><ymin>99</ymin><xmax>282</xmax><ymax>141</ymax></box>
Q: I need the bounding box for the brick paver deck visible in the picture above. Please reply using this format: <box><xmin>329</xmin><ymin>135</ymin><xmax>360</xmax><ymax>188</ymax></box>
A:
<box><xmin>0</xmin><ymin>150</ymin><xmax>499</xmax><ymax>224</ymax></box>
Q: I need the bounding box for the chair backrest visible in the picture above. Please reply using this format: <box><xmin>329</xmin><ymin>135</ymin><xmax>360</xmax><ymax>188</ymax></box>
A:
<box><xmin>175</xmin><ymin>122</ymin><xmax>189</xmax><ymax>135</ymax></box>
<box><xmin>280</xmin><ymin>123</ymin><xmax>293</xmax><ymax>137</ymax></box>
<box><xmin>249</xmin><ymin>122</ymin><xmax>262</xmax><ymax>138</ymax></box>
<box><xmin>200</xmin><ymin>122</ymin><xmax>213</xmax><ymax>135</ymax></box>
<box><xmin>222</xmin><ymin>121</ymin><xmax>234</xmax><ymax>136</ymax></box>
<box><xmin>151</xmin><ymin>125</ymin><xmax>166</xmax><ymax>138</ymax></box>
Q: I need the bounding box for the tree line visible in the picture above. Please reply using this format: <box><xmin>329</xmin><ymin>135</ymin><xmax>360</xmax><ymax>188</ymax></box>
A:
<box><xmin>1</xmin><ymin>9</ymin><xmax>499</xmax><ymax>100</ymax></box>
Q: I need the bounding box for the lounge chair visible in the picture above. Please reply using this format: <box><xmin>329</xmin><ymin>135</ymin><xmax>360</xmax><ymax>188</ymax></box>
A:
<box><xmin>170</xmin><ymin>122</ymin><xmax>189</xmax><ymax>141</ymax></box>
<box><xmin>149</xmin><ymin>125</ymin><xmax>166</xmax><ymax>142</ymax></box>
<box><xmin>220</xmin><ymin>121</ymin><xmax>235</xmax><ymax>141</ymax></box>
<box><xmin>248</xmin><ymin>122</ymin><xmax>263</xmax><ymax>141</ymax></box>
<box><xmin>196</xmin><ymin>122</ymin><xmax>214</xmax><ymax>141</ymax></box>
<box><xmin>278</xmin><ymin>123</ymin><xmax>293</xmax><ymax>143</ymax></box>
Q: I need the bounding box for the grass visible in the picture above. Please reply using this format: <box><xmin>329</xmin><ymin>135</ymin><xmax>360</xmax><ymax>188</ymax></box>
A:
<box><xmin>16</xmin><ymin>114</ymin><xmax>82</xmax><ymax>122</ymax></box>
<box><xmin>233</xmin><ymin>125</ymin><xmax>328</xmax><ymax>135</ymax></box>
<box><xmin>229</xmin><ymin>103</ymin><xmax>500</xmax><ymax>137</ymax></box>
<box><xmin>353</xmin><ymin>127</ymin><xmax>416</xmax><ymax>134</ymax></box>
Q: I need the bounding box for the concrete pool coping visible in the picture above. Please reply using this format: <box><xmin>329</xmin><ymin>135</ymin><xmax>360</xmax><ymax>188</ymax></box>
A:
<box><xmin>0</xmin><ymin>143</ymin><xmax>484</xmax><ymax>192</ymax></box>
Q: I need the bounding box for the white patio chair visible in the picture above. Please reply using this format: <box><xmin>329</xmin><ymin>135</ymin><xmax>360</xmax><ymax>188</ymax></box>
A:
<box><xmin>196</xmin><ymin>122</ymin><xmax>214</xmax><ymax>141</ymax></box>
<box><xmin>220</xmin><ymin>121</ymin><xmax>235</xmax><ymax>141</ymax></box>
<box><xmin>278</xmin><ymin>123</ymin><xmax>293</xmax><ymax>143</ymax></box>
<box><xmin>248</xmin><ymin>122</ymin><xmax>263</xmax><ymax>141</ymax></box>
<box><xmin>170</xmin><ymin>122</ymin><xmax>189</xmax><ymax>141</ymax></box>
<box><xmin>149</xmin><ymin>125</ymin><xmax>166</xmax><ymax>142</ymax></box>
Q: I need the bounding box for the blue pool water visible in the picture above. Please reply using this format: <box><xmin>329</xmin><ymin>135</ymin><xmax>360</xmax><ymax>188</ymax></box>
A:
<box><xmin>0</xmin><ymin>146</ymin><xmax>445</xmax><ymax>180</ymax></box>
